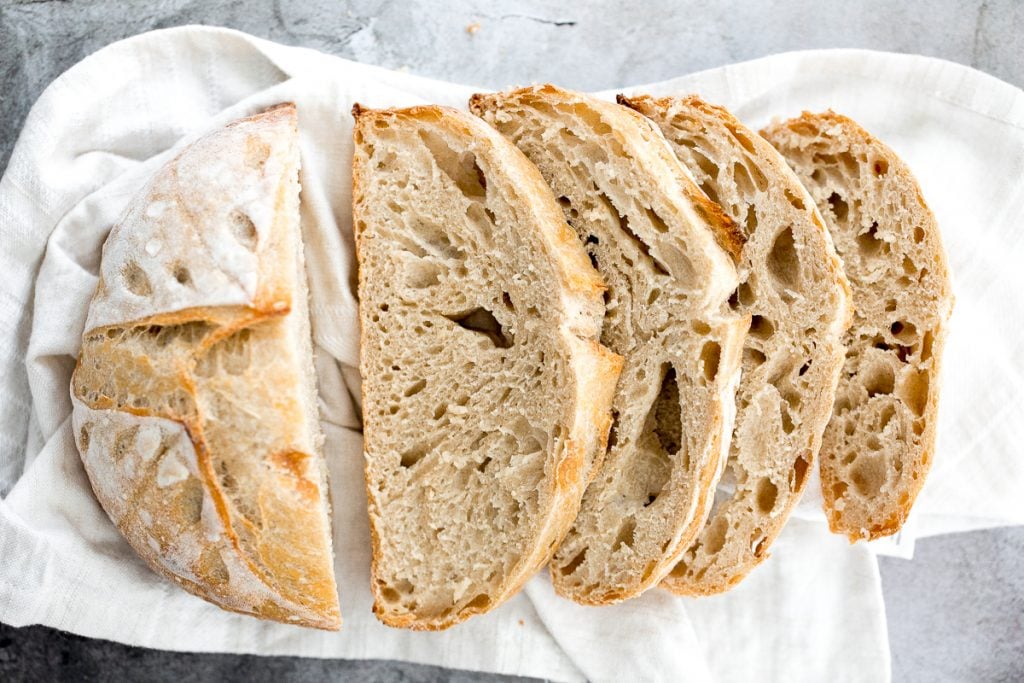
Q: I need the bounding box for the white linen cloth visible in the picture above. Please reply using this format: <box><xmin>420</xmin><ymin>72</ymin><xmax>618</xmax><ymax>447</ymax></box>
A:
<box><xmin>1</xmin><ymin>25</ymin><xmax>1022</xmax><ymax>683</ymax></box>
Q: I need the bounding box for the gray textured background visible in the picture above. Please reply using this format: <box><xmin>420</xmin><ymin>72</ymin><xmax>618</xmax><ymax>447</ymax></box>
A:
<box><xmin>1</xmin><ymin>0</ymin><xmax>1022</xmax><ymax>681</ymax></box>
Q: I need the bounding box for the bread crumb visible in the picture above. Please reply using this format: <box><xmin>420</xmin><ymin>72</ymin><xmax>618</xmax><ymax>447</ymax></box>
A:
<box><xmin>518</xmin><ymin>619</ymin><xmax>524</xmax><ymax>626</ymax></box>
<box><xmin>466</xmin><ymin>22</ymin><xmax>481</xmax><ymax>35</ymax></box>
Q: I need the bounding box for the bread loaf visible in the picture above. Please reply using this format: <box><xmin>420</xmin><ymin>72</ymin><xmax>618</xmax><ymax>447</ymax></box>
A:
<box><xmin>620</xmin><ymin>95</ymin><xmax>852</xmax><ymax>593</ymax></box>
<box><xmin>762</xmin><ymin>111</ymin><xmax>953</xmax><ymax>540</ymax></box>
<box><xmin>71</xmin><ymin>104</ymin><xmax>341</xmax><ymax>629</ymax></box>
<box><xmin>352</xmin><ymin>104</ymin><xmax>622</xmax><ymax>628</ymax></box>
<box><xmin>471</xmin><ymin>86</ymin><xmax>747</xmax><ymax>604</ymax></box>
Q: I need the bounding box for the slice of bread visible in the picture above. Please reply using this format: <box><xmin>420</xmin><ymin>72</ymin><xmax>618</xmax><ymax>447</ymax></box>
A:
<box><xmin>71</xmin><ymin>104</ymin><xmax>341</xmax><ymax>629</ymax></box>
<box><xmin>351</xmin><ymin>104</ymin><xmax>622</xmax><ymax>629</ymax></box>
<box><xmin>762</xmin><ymin>112</ymin><xmax>953</xmax><ymax>540</ymax></box>
<box><xmin>471</xmin><ymin>86</ymin><xmax>747</xmax><ymax>605</ymax></box>
<box><xmin>620</xmin><ymin>95</ymin><xmax>852</xmax><ymax>594</ymax></box>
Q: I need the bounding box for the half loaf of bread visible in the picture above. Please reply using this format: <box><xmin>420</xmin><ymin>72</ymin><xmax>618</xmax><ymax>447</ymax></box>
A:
<box><xmin>620</xmin><ymin>95</ymin><xmax>852</xmax><ymax>594</ymax></box>
<box><xmin>71</xmin><ymin>104</ymin><xmax>341</xmax><ymax>629</ymax></box>
<box><xmin>352</xmin><ymin>104</ymin><xmax>622</xmax><ymax>629</ymax></box>
<box><xmin>471</xmin><ymin>86</ymin><xmax>747</xmax><ymax>604</ymax></box>
<box><xmin>762</xmin><ymin>111</ymin><xmax>953</xmax><ymax>540</ymax></box>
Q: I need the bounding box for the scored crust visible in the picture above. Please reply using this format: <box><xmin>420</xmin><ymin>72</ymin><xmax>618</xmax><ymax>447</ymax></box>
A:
<box><xmin>762</xmin><ymin>111</ymin><xmax>953</xmax><ymax>541</ymax></box>
<box><xmin>471</xmin><ymin>85</ymin><xmax>747</xmax><ymax>605</ymax></box>
<box><xmin>621</xmin><ymin>94</ymin><xmax>852</xmax><ymax>594</ymax></box>
<box><xmin>71</xmin><ymin>104</ymin><xmax>341</xmax><ymax>629</ymax></box>
<box><xmin>352</xmin><ymin>104</ymin><xmax>621</xmax><ymax>629</ymax></box>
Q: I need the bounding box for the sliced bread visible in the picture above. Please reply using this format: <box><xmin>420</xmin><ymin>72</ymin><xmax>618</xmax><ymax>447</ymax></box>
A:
<box><xmin>71</xmin><ymin>104</ymin><xmax>341</xmax><ymax>629</ymax></box>
<box><xmin>620</xmin><ymin>95</ymin><xmax>852</xmax><ymax>594</ymax></box>
<box><xmin>351</xmin><ymin>104</ymin><xmax>622</xmax><ymax>628</ymax></box>
<box><xmin>471</xmin><ymin>86</ymin><xmax>747</xmax><ymax>604</ymax></box>
<box><xmin>762</xmin><ymin>112</ymin><xmax>953</xmax><ymax>540</ymax></box>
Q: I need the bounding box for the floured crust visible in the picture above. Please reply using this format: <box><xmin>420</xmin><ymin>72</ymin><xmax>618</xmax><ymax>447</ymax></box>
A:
<box><xmin>352</xmin><ymin>104</ymin><xmax>622</xmax><ymax>629</ymax></box>
<box><xmin>86</xmin><ymin>104</ymin><xmax>298</xmax><ymax>331</ymax></box>
<box><xmin>621</xmin><ymin>94</ymin><xmax>852</xmax><ymax>595</ymax></box>
<box><xmin>762</xmin><ymin>111</ymin><xmax>953</xmax><ymax>541</ymax></box>
<box><xmin>71</xmin><ymin>402</ymin><xmax>331</xmax><ymax>625</ymax></box>
<box><xmin>71</xmin><ymin>104</ymin><xmax>341</xmax><ymax>629</ymax></box>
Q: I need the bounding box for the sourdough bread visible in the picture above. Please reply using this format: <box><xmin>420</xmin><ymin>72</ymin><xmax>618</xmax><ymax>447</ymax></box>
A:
<box><xmin>762</xmin><ymin>111</ymin><xmax>953</xmax><ymax>540</ymax></box>
<box><xmin>71</xmin><ymin>104</ymin><xmax>341</xmax><ymax>629</ymax></box>
<box><xmin>621</xmin><ymin>95</ymin><xmax>852</xmax><ymax>594</ymax></box>
<box><xmin>352</xmin><ymin>104</ymin><xmax>622</xmax><ymax>628</ymax></box>
<box><xmin>471</xmin><ymin>86</ymin><xmax>747</xmax><ymax>604</ymax></box>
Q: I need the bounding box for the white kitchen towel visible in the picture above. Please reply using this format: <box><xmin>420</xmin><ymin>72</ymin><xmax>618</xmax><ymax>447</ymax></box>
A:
<box><xmin>1</xmin><ymin>25</ymin><xmax>1022</xmax><ymax>683</ymax></box>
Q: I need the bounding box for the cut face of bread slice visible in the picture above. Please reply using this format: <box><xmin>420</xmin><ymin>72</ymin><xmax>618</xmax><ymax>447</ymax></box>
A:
<box><xmin>71</xmin><ymin>104</ymin><xmax>341</xmax><ymax>629</ymax></box>
<box><xmin>352</xmin><ymin>104</ymin><xmax>622</xmax><ymax>629</ymax></box>
<box><xmin>471</xmin><ymin>86</ymin><xmax>747</xmax><ymax>605</ymax></box>
<box><xmin>762</xmin><ymin>111</ymin><xmax>953</xmax><ymax>540</ymax></box>
<box><xmin>621</xmin><ymin>95</ymin><xmax>852</xmax><ymax>594</ymax></box>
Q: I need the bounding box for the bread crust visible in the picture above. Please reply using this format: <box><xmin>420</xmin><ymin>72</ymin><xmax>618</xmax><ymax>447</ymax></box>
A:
<box><xmin>71</xmin><ymin>104</ymin><xmax>341</xmax><ymax>629</ymax></box>
<box><xmin>761</xmin><ymin>111</ymin><xmax>954</xmax><ymax>541</ymax></box>
<box><xmin>352</xmin><ymin>104</ymin><xmax>622</xmax><ymax>629</ymax></box>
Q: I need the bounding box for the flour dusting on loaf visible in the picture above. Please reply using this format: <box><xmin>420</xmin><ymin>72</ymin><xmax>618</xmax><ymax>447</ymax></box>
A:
<box><xmin>71</xmin><ymin>104</ymin><xmax>341</xmax><ymax>629</ymax></box>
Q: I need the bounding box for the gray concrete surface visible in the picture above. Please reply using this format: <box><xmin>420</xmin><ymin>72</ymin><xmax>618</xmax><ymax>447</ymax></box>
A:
<box><xmin>3</xmin><ymin>0</ymin><xmax>1023</xmax><ymax>171</ymax></box>
<box><xmin>1</xmin><ymin>0</ymin><xmax>1022</xmax><ymax>680</ymax></box>
<box><xmin>879</xmin><ymin>528</ymin><xmax>1024</xmax><ymax>682</ymax></box>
